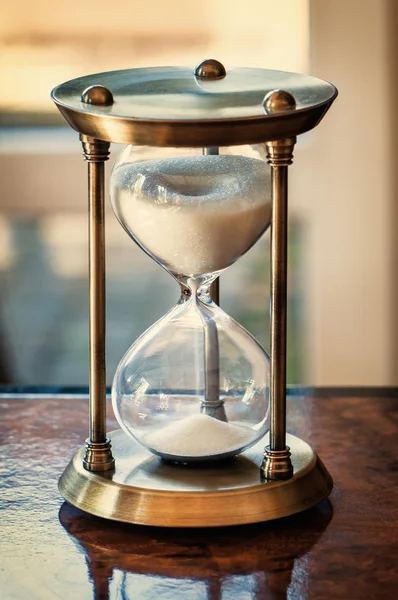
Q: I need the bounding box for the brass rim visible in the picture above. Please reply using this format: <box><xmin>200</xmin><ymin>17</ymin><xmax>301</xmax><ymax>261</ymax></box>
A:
<box><xmin>51</xmin><ymin>66</ymin><xmax>337</xmax><ymax>146</ymax></box>
<box><xmin>59</xmin><ymin>431</ymin><xmax>333</xmax><ymax>527</ymax></box>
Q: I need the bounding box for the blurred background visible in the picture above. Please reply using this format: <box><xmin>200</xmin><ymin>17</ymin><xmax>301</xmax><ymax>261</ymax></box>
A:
<box><xmin>0</xmin><ymin>0</ymin><xmax>396</xmax><ymax>386</ymax></box>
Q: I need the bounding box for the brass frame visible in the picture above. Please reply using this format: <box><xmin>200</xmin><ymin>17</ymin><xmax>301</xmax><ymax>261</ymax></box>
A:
<box><xmin>262</xmin><ymin>136</ymin><xmax>296</xmax><ymax>480</ymax></box>
<box><xmin>52</xmin><ymin>60</ymin><xmax>338</xmax><ymax>524</ymax></box>
<box><xmin>80</xmin><ymin>135</ymin><xmax>115</xmax><ymax>472</ymax></box>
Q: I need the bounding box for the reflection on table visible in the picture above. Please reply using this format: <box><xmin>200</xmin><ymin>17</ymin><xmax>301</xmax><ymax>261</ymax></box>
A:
<box><xmin>59</xmin><ymin>500</ymin><xmax>332</xmax><ymax>599</ymax></box>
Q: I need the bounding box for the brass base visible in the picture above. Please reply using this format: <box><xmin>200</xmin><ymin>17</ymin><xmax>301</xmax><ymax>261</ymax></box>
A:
<box><xmin>59</xmin><ymin>430</ymin><xmax>333</xmax><ymax>527</ymax></box>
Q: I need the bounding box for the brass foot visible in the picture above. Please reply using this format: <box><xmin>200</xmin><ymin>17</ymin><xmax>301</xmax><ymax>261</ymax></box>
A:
<box><xmin>261</xmin><ymin>445</ymin><xmax>293</xmax><ymax>480</ymax></box>
<box><xmin>83</xmin><ymin>438</ymin><xmax>115</xmax><ymax>472</ymax></box>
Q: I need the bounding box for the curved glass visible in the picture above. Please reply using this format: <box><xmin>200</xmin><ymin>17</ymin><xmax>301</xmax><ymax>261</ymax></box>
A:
<box><xmin>111</xmin><ymin>144</ymin><xmax>272</xmax><ymax>462</ymax></box>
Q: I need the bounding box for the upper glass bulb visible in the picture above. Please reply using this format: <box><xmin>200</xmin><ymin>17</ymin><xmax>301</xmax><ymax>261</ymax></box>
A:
<box><xmin>110</xmin><ymin>145</ymin><xmax>272</xmax><ymax>462</ymax></box>
<box><xmin>111</xmin><ymin>145</ymin><xmax>271</xmax><ymax>279</ymax></box>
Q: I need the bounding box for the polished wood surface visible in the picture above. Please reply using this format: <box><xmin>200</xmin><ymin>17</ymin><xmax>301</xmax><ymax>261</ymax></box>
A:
<box><xmin>1</xmin><ymin>392</ymin><xmax>398</xmax><ymax>599</ymax></box>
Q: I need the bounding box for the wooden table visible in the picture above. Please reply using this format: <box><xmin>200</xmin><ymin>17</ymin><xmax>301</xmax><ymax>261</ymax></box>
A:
<box><xmin>1</xmin><ymin>390</ymin><xmax>397</xmax><ymax>599</ymax></box>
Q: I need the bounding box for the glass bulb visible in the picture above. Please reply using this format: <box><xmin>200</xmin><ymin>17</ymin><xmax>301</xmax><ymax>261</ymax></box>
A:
<box><xmin>111</xmin><ymin>145</ymin><xmax>272</xmax><ymax>462</ymax></box>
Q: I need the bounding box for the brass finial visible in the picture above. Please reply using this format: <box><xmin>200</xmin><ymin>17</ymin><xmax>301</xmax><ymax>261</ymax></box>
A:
<box><xmin>265</xmin><ymin>138</ymin><xmax>296</xmax><ymax>167</ymax></box>
<box><xmin>81</xmin><ymin>84</ymin><xmax>114</xmax><ymax>106</ymax></box>
<box><xmin>83</xmin><ymin>438</ymin><xmax>115</xmax><ymax>472</ymax></box>
<box><xmin>194</xmin><ymin>59</ymin><xmax>226</xmax><ymax>80</ymax></box>
<box><xmin>80</xmin><ymin>134</ymin><xmax>111</xmax><ymax>163</ymax></box>
<box><xmin>263</xmin><ymin>89</ymin><xmax>296</xmax><ymax>114</ymax></box>
<box><xmin>261</xmin><ymin>446</ymin><xmax>294</xmax><ymax>480</ymax></box>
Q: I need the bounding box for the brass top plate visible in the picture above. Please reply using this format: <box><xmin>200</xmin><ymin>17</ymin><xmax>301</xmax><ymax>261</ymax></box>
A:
<box><xmin>51</xmin><ymin>66</ymin><xmax>337</xmax><ymax>146</ymax></box>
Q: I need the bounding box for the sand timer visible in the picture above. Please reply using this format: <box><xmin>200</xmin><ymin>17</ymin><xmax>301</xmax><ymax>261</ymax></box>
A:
<box><xmin>52</xmin><ymin>60</ymin><xmax>337</xmax><ymax>526</ymax></box>
<box><xmin>111</xmin><ymin>144</ymin><xmax>271</xmax><ymax>462</ymax></box>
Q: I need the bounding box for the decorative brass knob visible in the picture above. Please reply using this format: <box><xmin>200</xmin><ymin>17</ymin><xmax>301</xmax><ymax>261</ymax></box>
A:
<box><xmin>194</xmin><ymin>59</ymin><xmax>227</xmax><ymax>80</ymax></box>
<box><xmin>263</xmin><ymin>89</ymin><xmax>296</xmax><ymax>114</ymax></box>
<box><xmin>81</xmin><ymin>84</ymin><xmax>114</xmax><ymax>106</ymax></box>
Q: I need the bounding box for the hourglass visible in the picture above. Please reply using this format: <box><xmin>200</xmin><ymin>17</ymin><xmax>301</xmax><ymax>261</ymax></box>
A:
<box><xmin>52</xmin><ymin>60</ymin><xmax>337</xmax><ymax>526</ymax></box>
<box><xmin>111</xmin><ymin>143</ymin><xmax>271</xmax><ymax>463</ymax></box>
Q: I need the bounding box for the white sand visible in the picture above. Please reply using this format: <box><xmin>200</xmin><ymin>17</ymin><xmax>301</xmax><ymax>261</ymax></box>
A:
<box><xmin>111</xmin><ymin>155</ymin><xmax>271</xmax><ymax>276</ymax></box>
<box><xmin>142</xmin><ymin>413</ymin><xmax>258</xmax><ymax>457</ymax></box>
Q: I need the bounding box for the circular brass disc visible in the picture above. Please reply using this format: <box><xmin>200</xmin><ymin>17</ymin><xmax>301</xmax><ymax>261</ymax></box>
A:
<box><xmin>59</xmin><ymin>430</ymin><xmax>333</xmax><ymax>527</ymax></box>
<box><xmin>51</xmin><ymin>66</ymin><xmax>337</xmax><ymax>146</ymax></box>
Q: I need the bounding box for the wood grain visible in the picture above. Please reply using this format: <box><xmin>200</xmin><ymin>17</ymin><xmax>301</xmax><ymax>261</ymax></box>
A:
<box><xmin>1</xmin><ymin>394</ymin><xmax>398</xmax><ymax>599</ymax></box>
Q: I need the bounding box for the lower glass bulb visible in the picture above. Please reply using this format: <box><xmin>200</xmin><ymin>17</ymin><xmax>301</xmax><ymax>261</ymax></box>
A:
<box><xmin>112</xmin><ymin>292</ymin><xmax>270</xmax><ymax>462</ymax></box>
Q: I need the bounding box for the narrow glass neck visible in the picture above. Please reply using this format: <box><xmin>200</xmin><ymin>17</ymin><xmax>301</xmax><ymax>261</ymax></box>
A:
<box><xmin>176</xmin><ymin>274</ymin><xmax>218</xmax><ymax>304</ymax></box>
